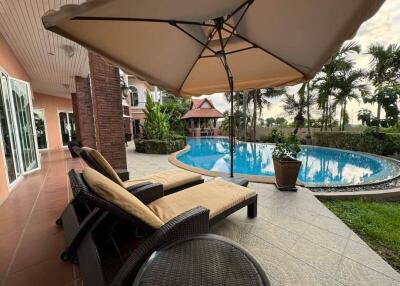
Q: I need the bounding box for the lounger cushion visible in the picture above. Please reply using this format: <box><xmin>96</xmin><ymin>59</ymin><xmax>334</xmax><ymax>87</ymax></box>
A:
<box><xmin>83</xmin><ymin>167</ymin><xmax>164</xmax><ymax>229</ymax></box>
<box><xmin>82</xmin><ymin>147</ymin><xmax>125</xmax><ymax>187</ymax></box>
<box><xmin>148</xmin><ymin>179</ymin><xmax>256</xmax><ymax>223</ymax></box>
<box><xmin>124</xmin><ymin>169</ymin><xmax>202</xmax><ymax>191</ymax></box>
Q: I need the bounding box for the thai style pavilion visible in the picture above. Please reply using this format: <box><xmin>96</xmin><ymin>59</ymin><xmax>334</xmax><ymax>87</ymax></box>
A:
<box><xmin>182</xmin><ymin>98</ymin><xmax>223</xmax><ymax>137</ymax></box>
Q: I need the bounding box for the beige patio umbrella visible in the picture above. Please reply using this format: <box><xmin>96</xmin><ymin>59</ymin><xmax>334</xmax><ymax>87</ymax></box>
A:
<box><xmin>42</xmin><ymin>0</ymin><xmax>384</xmax><ymax>177</ymax></box>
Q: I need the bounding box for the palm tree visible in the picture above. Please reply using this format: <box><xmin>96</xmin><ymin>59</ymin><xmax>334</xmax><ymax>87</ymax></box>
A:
<box><xmin>357</xmin><ymin>109</ymin><xmax>373</xmax><ymax>126</ymax></box>
<box><xmin>304</xmin><ymin>82</ymin><xmax>317</xmax><ymax>136</ymax></box>
<box><xmin>283</xmin><ymin>90</ymin><xmax>307</xmax><ymax>135</ymax></box>
<box><xmin>248</xmin><ymin>88</ymin><xmax>286</xmax><ymax>141</ymax></box>
<box><xmin>333</xmin><ymin>69</ymin><xmax>369</xmax><ymax>130</ymax></box>
<box><xmin>367</xmin><ymin>43</ymin><xmax>400</xmax><ymax>123</ymax></box>
<box><xmin>313</xmin><ymin>41</ymin><xmax>361</xmax><ymax>131</ymax></box>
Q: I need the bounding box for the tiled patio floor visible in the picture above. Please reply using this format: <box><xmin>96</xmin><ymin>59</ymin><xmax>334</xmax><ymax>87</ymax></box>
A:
<box><xmin>0</xmin><ymin>147</ymin><xmax>399</xmax><ymax>286</ymax></box>
<box><xmin>127</xmin><ymin>145</ymin><xmax>400</xmax><ymax>286</ymax></box>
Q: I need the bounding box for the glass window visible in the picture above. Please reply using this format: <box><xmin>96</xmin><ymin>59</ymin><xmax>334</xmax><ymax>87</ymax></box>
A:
<box><xmin>33</xmin><ymin>109</ymin><xmax>47</xmax><ymax>149</ymax></box>
<box><xmin>130</xmin><ymin>86</ymin><xmax>139</xmax><ymax>107</ymax></box>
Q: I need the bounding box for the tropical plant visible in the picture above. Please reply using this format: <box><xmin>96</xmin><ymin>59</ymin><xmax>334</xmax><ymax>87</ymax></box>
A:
<box><xmin>248</xmin><ymin>88</ymin><xmax>286</xmax><ymax>141</ymax></box>
<box><xmin>265</xmin><ymin>117</ymin><xmax>275</xmax><ymax>127</ymax></box>
<box><xmin>143</xmin><ymin>91</ymin><xmax>170</xmax><ymax>140</ymax></box>
<box><xmin>283</xmin><ymin>86</ymin><xmax>309</xmax><ymax>134</ymax></box>
<box><xmin>275</xmin><ymin>117</ymin><xmax>288</xmax><ymax>127</ymax></box>
<box><xmin>366</xmin><ymin>43</ymin><xmax>400</xmax><ymax>123</ymax></box>
<box><xmin>373</xmin><ymin>84</ymin><xmax>400</xmax><ymax>126</ymax></box>
<box><xmin>357</xmin><ymin>109</ymin><xmax>373</xmax><ymax>126</ymax></box>
<box><xmin>333</xmin><ymin>68</ymin><xmax>369</xmax><ymax>130</ymax></box>
<box><xmin>160</xmin><ymin>92</ymin><xmax>190</xmax><ymax>135</ymax></box>
<box><xmin>313</xmin><ymin>41</ymin><xmax>361</xmax><ymax>131</ymax></box>
<box><xmin>272</xmin><ymin>134</ymin><xmax>301</xmax><ymax>161</ymax></box>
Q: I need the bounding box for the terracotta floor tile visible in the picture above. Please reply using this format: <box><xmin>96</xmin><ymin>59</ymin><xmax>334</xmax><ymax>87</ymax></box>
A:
<box><xmin>4</xmin><ymin>257</ymin><xmax>73</xmax><ymax>286</ymax></box>
<box><xmin>10</xmin><ymin>231</ymin><xmax>65</xmax><ymax>273</ymax></box>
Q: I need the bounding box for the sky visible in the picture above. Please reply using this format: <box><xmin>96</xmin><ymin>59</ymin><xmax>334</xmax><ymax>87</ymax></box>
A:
<box><xmin>199</xmin><ymin>0</ymin><xmax>400</xmax><ymax>124</ymax></box>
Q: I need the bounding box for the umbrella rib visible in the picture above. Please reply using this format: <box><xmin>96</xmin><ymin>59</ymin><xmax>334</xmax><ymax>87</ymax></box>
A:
<box><xmin>222</xmin><ymin>23</ymin><xmax>306</xmax><ymax>77</ymax></box>
<box><xmin>170</xmin><ymin>22</ymin><xmax>217</xmax><ymax>55</ymax></box>
<box><xmin>222</xmin><ymin>0</ymin><xmax>254</xmax><ymax>49</ymax></box>
<box><xmin>72</xmin><ymin>16</ymin><xmax>215</xmax><ymax>27</ymax></box>
<box><xmin>177</xmin><ymin>27</ymin><xmax>218</xmax><ymax>91</ymax></box>
<box><xmin>225</xmin><ymin>0</ymin><xmax>254</xmax><ymax>23</ymax></box>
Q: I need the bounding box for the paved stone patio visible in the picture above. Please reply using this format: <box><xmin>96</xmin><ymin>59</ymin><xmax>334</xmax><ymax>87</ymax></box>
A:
<box><xmin>127</xmin><ymin>144</ymin><xmax>400</xmax><ymax>286</ymax></box>
<box><xmin>0</xmin><ymin>147</ymin><xmax>398</xmax><ymax>285</ymax></box>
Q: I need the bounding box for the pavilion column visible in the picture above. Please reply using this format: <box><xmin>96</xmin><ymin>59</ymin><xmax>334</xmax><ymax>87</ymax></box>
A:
<box><xmin>74</xmin><ymin>76</ymin><xmax>96</xmax><ymax>148</ymax></box>
<box><xmin>88</xmin><ymin>51</ymin><xmax>127</xmax><ymax>169</ymax></box>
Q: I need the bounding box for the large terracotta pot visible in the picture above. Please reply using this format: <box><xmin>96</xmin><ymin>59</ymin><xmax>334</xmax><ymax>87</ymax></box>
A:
<box><xmin>273</xmin><ymin>159</ymin><xmax>302</xmax><ymax>191</ymax></box>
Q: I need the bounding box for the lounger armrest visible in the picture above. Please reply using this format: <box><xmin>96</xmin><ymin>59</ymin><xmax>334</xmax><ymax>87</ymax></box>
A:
<box><xmin>129</xmin><ymin>183</ymin><xmax>164</xmax><ymax>204</ymax></box>
<box><xmin>126</xmin><ymin>181</ymin><xmax>154</xmax><ymax>192</ymax></box>
<box><xmin>111</xmin><ymin>206</ymin><xmax>210</xmax><ymax>286</ymax></box>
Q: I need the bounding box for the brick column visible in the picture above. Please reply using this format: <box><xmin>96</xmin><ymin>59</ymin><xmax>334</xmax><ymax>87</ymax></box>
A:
<box><xmin>89</xmin><ymin>51</ymin><xmax>127</xmax><ymax>169</ymax></box>
<box><xmin>70</xmin><ymin>93</ymin><xmax>81</xmax><ymax>141</ymax></box>
<box><xmin>75</xmin><ymin>76</ymin><xmax>96</xmax><ymax>148</ymax></box>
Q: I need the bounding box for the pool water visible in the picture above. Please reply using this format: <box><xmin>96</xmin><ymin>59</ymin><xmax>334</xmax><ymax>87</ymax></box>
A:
<box><xmin>177</xmin><ymin>138</ymin><xmax>400</xmax><ymax>187</ymax></box>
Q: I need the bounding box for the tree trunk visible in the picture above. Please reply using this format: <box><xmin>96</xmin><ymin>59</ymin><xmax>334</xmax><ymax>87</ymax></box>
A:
<box><xmin>252</xmin><ymin>93</ymin><xmax>257</xmax><ymax>141</ymax></box>
<box><xmin>244</xmin><ymin>92</ymin><xmax>247</xmax><ymax>141</ymax></box>
<box><xmin>324</xmin><ymin>98</ymin><xmax>329</xmax><ymax>131</ymax></box>
<box><xmin>307</xmin><ymin>83</ymin><xmax>311</xmax><ymax>135</ymax></box>
<box><xmin>320</xmin><ymin>103</ymin><xmax>325</xmax><ymax>131</ymax></box>
<box><xmin>377</xmin><ymin>103</ymin><xmax>381</xmax><ymax>126</ymax></box>
<box><xmin>342</xmin><ymin>101</ymin><xmax>347</xmax><ymax>131</ymax></box>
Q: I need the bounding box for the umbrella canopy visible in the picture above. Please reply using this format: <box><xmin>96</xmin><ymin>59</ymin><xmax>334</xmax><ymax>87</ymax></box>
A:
<box><xmin>42</xmin><ymin>0</ymin><xmax>384</xmax><ymax>98</ymax></box>
<box><xmin>42</xmin><ymin>0</ymin><xmax>384</xmax><ymax>178</ymax></box>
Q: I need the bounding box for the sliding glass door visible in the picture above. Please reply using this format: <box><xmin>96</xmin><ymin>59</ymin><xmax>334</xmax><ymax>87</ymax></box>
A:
<box><xmin>10</xmin><ymin>79</ymin><xmax>39</xmax><ymax>173</ymax></box>
<box><xmin>0</xmin><ymin>72</ymin><xmax>22</xmax><ymax>184</ymax></box>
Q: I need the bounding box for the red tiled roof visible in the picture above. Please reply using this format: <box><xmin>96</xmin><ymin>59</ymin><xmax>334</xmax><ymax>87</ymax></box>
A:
<box><xmin>181</xmin><ymin>108</ymin><xmax>223</xmax><ymax>119</ymax></box>
<box><xmin>182</xmin><ymin>98</ymin><xmax>223</xmax><ymax>119</ymax></box>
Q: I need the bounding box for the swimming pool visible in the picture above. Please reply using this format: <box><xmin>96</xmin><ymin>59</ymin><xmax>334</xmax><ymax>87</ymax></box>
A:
<box><xmin>176</xmin><ymin>138</ymin><xmax>400</xmax><ymax>187</ymax></box>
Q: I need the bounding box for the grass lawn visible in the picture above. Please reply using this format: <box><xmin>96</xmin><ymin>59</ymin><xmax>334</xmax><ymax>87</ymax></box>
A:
<box><xmin>322</xmin><ymin>199</ymin><xmax>400</xmax><ymax>272</ymax></box>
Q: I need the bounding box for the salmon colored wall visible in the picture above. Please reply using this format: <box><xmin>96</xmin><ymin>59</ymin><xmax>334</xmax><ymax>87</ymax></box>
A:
<box><xmin>32</xmin><ymin>93</ymin><xmax>72</xmax><ymax>150</ymax></box>
<box><xmin>0</xmin><ymin>32</ymin><xmax>30</xmax><ymax>204</ymax></box>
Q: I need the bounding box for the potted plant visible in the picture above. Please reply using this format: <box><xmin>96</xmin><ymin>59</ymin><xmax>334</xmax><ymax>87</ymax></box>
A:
<box><xmin>272</xmin><ymin>134</ymin><xmax>302</xmax><ymax>191</ymax></box>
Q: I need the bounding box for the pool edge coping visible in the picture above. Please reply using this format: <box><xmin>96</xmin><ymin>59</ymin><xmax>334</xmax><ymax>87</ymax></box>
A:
<box><xmin>168</xmin><ymin>144</ymin><xmax>303</xmax><ymax>186</ymax></box>
<box><xmin>169</xmin><ymin>137</ymin><xmax>400</xmax><ymax>190</ymax></box>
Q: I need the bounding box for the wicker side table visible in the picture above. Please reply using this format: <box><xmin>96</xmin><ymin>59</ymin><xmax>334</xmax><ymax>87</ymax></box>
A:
<box><xmin>133</xmin><ymin>234</ymin><xmax>270</xmax><ymax>286</ymax></box>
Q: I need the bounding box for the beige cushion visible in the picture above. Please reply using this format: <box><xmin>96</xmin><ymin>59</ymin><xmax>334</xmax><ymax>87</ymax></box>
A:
<box><xmin>124</xmin><ymin>169</ymin><xmax>202</xmax><ymax>191</ymax></box>
<box><xmin>148</xmin><ymin>179</ymin><xmax>256</xmax><ymax>223</ymax></box>
<box><xmin>82</xmin><ymin>167</ymin><xmax>164</xmax><ymax>229</ymax></box>
<box><xmin>82</xmin><ymin>147</ymin><xmax>124</xmax><ymax>187</ymax></box>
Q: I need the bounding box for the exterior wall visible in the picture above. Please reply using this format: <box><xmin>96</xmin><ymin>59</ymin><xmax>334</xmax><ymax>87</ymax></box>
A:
<box><xmin>0</xmin><ymin>33</ymin><xmax>30</xmax><ymax>204</ymax></box>
<box><xmin>32</xmin><ymin>93</ymin><xmax>72</xmax><ymax>150</ymax></box>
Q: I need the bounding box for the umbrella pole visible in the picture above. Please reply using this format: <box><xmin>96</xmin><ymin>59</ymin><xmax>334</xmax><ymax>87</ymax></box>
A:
<box><xmin>229</xmin><ymin>75</ymin><xmax>234</xmax><ymax>178</ymax></box>
<box><xmin>215</xmin><ymin>17</ymin><xmax>234</xmax><ymax>177</ymax></box>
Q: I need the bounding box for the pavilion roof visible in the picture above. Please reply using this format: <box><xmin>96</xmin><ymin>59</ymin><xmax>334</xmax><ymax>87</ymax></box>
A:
<box><xmin>181</xmin><ymin>98</ymin><xmax>223</xmax><ymax>119</ymax></box>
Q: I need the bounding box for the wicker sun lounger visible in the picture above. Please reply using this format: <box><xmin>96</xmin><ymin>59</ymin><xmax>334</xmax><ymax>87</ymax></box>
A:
<box><xmin>74</xmin><ymin>146</ymin><xmax>205</xmax><ymax>195</ymax></box>
<box><xmin>65</xmin><ymin>168</ymin><xmax>257</xmax><ymax>286</ymax></box>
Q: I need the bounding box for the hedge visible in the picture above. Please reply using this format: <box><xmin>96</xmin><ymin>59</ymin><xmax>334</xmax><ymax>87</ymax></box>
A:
<box><xmin>134</xmin><ymin>139</ymin><xmax>185</xmax><ymax>154</ymax></box>
<box><xmin>313</xmin><ymin>131</ymin><xmax>400</xmax><ymax>156</ymax></box>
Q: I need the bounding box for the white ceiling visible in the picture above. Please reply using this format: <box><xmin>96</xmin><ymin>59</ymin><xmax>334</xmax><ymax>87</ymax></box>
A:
<box><xmin>0</xmin><ymin>0</ymin><xmax>89</xmax><ymax>98</ymax></box>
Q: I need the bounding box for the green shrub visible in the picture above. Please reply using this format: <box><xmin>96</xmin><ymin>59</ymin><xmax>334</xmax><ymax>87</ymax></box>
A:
<box><xmin>313</xmin><ymin>131</ymin><xmax>400</xmax><ymax>156</ymax></box>
<box><xmin>134</xmin><ymin>139</ymin><xmax>185</xmax><ymax>154</ymax></box>
<box><xmin>143</xmin><ymin>91</ymin><xmax>170</xmax><ymax>140</ymax></box>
